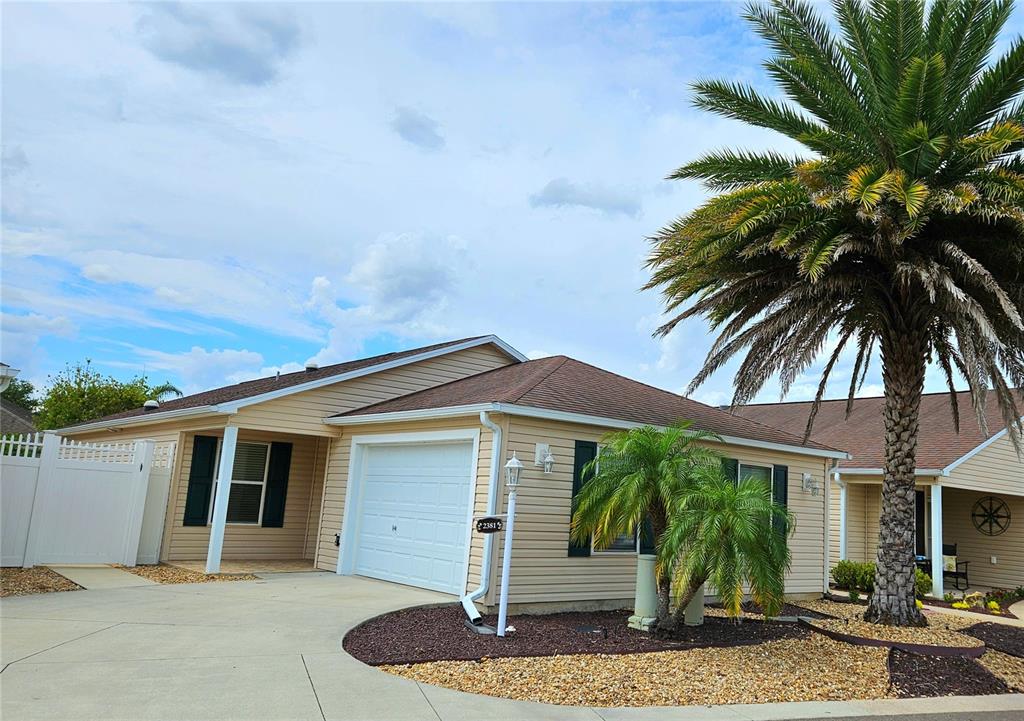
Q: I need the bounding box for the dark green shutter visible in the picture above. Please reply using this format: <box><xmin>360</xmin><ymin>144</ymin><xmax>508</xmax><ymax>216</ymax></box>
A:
<box><xmin>569</xmin><ymin>440</ymin><xmax>597</xmax><ymax>557</ymax></box>
<box><xmin>722</xmin><ymin>457</ymin><xmax>738</xmax><ymax>483</ymax></box>
<box><xmin>771</xmin><ymin>464</ymin><xmax>789</xmax><ymax>535</ymax></box>
<box><xmin>639</xmin><ymin>515</ymin><xmax>656</xmax><ymax>554</ymax></box>
<box><xmin>261</xmin><ymin>442</ymin><xmax>293</xmax><ymax>528</ymax></box>
<box><xmin>183</xmin><ymin>435</ymin><xmax>218</xmax><ymax>526</ymax></box>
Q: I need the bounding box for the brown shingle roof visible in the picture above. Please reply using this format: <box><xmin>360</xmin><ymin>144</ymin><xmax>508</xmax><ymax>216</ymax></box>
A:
<box><xmin>64</xmin><ymin>336</ymin><xmax>505</xmax><ymax>428</ymax></box>
<box><xmin>731</xmin><ymin>390</ymin><xmax>1022</xmax><ymax>470</ymax></box>
<box><xmin>335</xmin><ymin>356</ymin><xmax>843</xmax><ymax>454</ymax></box>
<box><xmin>1</xmin><ymin>399</ymin><xmax>36</xmax><ymax>435</ymax></box>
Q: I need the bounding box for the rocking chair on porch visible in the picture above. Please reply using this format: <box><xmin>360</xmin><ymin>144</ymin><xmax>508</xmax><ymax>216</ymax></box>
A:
<box><xmin>942</xmin><ymin>543</ymin><xmax>970</xmax><ymax>591</ymax></box>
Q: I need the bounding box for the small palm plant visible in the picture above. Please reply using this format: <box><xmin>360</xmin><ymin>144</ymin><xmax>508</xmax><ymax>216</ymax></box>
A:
<box><xmin>570</xmin><ymin>422</ymin><xmax>721</xmax><ymax>628</ymax></box>
<box><xmin>660</xmin><ymin>466</ymin><xmax>793</xmax><ymax>627</ymax></box>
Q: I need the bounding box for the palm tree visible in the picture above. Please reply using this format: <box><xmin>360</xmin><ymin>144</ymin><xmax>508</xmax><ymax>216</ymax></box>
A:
<box><xmin>645</xmin><ymin>0</ymin><xmax>1024</xmax><ymax>626</ymax></box>
<box><xmin>148</xmin><ymin>382</ymin><xmax>183</xmax><ymax>401</ymax></box>
<box><xmin>660</xmin><ymin>466</ymin><xmax>793</xmax><ymax>626</ymax></box>
<box><xmin>570</xmin><ymin>422</ymin><xmax>721</xmax><ymax>628</ymax></box>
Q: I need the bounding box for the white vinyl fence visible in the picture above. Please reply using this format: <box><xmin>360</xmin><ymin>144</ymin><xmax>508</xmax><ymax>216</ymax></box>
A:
<box><xmin>1</xmin><ymin>433</ymin><xmax>176</xmax><ymax>567</ymax></box>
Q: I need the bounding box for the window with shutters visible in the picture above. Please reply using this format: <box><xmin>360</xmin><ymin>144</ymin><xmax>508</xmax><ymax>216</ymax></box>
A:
<box><xmin>590</xmin><ymin>445</ymin><xmax>640</xmax><ymax>554</ymax></box>
<box><xmin>209</xmin><ymin>441</ymin><xmax>271</xmax><ymax>525</ymax></box>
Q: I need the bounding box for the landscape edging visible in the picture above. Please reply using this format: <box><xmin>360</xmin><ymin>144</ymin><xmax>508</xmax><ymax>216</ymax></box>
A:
<box><xmin>798</xmin><ymin>618</ymin><xmax>987</xmax><ymax>657</ymax></box>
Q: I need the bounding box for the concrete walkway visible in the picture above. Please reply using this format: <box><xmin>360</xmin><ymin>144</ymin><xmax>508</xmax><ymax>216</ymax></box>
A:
<box><xmin>2</xmin><ymin>574</ymin><xmax>1022</xmax><ymax>721</ymax></box>
<box><xmin>47</xmin><ymin>564</ymin><xmax>158</xmax><ymax>590</ymax></box>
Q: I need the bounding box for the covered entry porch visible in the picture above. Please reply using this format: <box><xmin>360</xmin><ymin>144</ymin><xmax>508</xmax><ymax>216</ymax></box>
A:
<box><xmin>835</xmin><ymin>476</ymin><xmax>1024</xmax><ymax>595</ymax></box>
<box><xmin>163</xmin><ymin>423</ymin><xmax>332</xmax><ymax>573</ymax></box>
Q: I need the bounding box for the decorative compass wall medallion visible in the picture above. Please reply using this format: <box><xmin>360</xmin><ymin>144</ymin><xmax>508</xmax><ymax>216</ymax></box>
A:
<box><xmin>972</xmin><ymin>496</ymin><xmax>1011</xmax><ymax>536</ymax></box>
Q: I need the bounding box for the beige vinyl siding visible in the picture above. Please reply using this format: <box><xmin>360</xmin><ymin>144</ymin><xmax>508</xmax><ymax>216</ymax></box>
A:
<box><xmin>942</xmin><ymin>487</ymin><xmax>1024</xmax><ymax>588</ymax></box>
<box><xmin>165</xmin><ymin>429</ymin><xmax>323</xmax><ymax>561</ymax></box>
<box><xmin>946</xmin><ymin>432</ymin><xmax>1024</xmax><ymax>496</ymax></box>
<box><xmin>231</xmin><ymin>346</ymin><xmax>514</xmax><ymax>436</ymax></box>
<box><xmin>64</xmin><ymin>415</ymin><xmax>226</xmax><ymax>445</ymax></box>
<box><xmin>490</xmin><ymin>417</ymin><xmax>830</xmax><ymax>606</ymax></box>
<box><xmin>314</xmin><ymin>416</ymin><xmax>498</xmax><ymax>595</ymax></box>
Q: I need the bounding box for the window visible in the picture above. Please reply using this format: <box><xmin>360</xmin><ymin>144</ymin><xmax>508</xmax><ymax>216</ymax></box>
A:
<box><xmin>209</xmin><ymin>441</ymin><xmax>270</xmax><ymax>525</ymax></box>
<box><xmin>736</xmin><ymin>462</ymin><xmax>783</xmax><ymax>504</ymax></box>
<box><xmin>594</xmin><ymin>532</ymin><xmax>639</xmax><ymax>554</ymax></box>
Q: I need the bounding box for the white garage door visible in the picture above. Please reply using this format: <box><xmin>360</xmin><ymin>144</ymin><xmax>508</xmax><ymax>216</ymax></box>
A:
<box><xmin>354</xmin><ymin>441</ymin><xmax>474</xmax><ymax>594</ymax></box>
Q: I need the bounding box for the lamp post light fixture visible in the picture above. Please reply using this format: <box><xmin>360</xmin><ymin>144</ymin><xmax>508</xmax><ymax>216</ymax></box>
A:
<box><xmin>497</xmin><ymin>452</ymin><xmax>524</xmax><ymax>637</ymax></box>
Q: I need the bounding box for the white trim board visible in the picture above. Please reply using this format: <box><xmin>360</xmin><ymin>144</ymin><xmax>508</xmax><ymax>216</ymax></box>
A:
<box><xmin>335</xmin><ymin>428</ymin><xmax>481</xmax><ymax>597</ymax></box>
<box><xmin>57</xmin><ymin>336</ymin><xmax>525</xmax><ymax>435</ymax></box>
<box><xmin>327</xmin><ymin>402</ymin><xmax>849</xmax><ymax>461</ymax></box>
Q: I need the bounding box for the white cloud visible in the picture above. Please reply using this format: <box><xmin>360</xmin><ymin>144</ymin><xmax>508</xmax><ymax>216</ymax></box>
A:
<box><xmin>529</xmin><ymin>177</ymin><xmax>642</xmax><ymax>218</ymax></box>
<box><xmin>119</xmin><ymin>345</ymin><xmax>266</xmax><ymax>395</ymax></box>
<box><xmin>390</xmin><ymin>107</ymin><xmax>445</xmax><ymax>151</ymax></box>
<box><xmin>136</xmin><ymin>4</ymin><xmax>302</xmax><ymax>86</ymax></box>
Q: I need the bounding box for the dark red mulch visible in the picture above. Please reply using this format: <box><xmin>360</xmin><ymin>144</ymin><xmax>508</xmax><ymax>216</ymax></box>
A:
<box><xmin>343</xmin><ymin>604</ymin><xmax>809</xmax><ymax>666</ymax></box>
<box><xmin>924</xmin><ymin>598</ymin><xmax>1018</xmax><ymax>619</ymax></box>
<box><xmin>963</xmin><ymin>623</ymin><xmax>1024</xmax><ymax>658</ymax></box>
<box><xmin>888</xmin><ymin>648</ymin><xmax>1011</xmax><ymax>698</ymax></box>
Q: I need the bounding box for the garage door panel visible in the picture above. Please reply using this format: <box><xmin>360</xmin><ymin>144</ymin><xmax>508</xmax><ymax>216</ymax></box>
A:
<box><xmin>353</xmin><ymin>441</ymin><xmax>473</xmax><ymax>594</ymax></box>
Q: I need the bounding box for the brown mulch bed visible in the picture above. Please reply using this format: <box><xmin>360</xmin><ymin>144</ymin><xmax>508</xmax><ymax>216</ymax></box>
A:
<box><xmin>925</xmin><ymin>598</ymin><xmax>1018</xmax><ymax>619</ymax></box>
<box><xmin>1</xmin><ymin>567</ymin><xmax>81</xmax><ymax>597</ymax></box>
<box><xmin>118</xmin><ymin>564</ymin><xmax>259</xmax><ymax>585</ymax></box>
<box><xmin>385</xmin><ymin>635</ymin><xmax>892</xmax><ymax>707</ymax></box>
<box><xmin>964</xmin><ymin>623</ymin><xmax>1024</xmax><ymax>658</ymax></box>
<box><xmin>888</xmin><ymin>648</ymin><xmax>1012</xmax><ymax>697</ymax></box>
<box><xmin>344</xmin><ymin>604</ymin><xmax>809</xmax><ymax>666</ymax></box>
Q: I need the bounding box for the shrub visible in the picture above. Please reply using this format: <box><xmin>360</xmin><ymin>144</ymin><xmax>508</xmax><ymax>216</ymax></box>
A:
<box><xmin>832</xmin><ymin>560</ymin><xmax>860</xmax><ymax>590</ymax></box>
<box><xmin>943</xmin><ymin>593</ymin><xmax>954</xmax><ymax>603</ymax></box>
<box><xmin>831</xmin><ymin>560</ymin><xmax>876</xmax><ymax>592</ymax></box>
<box><xmin>987</xmin><ymin>600</ymin><xmax>1001</xmax><ymax>611</ymax></box>
<box><xmin>914</xmin><ymin>569</ymin><xmax>932</xmax><ymax>598</ymax></box>
<box><xmin>856</xmin><ymin>563</ymin><xmax>875</xmax><ymax>592</ymax></box>
<box><xmin>848</xmin><ymin>589</ymin><xmax>860</xmax><ymax>603</ymax></box>
<box><xmin>915</xmin><ymin>599</ymin><xmax>924</xmax><ymax>609</ymax></box>
<box><xmin>952</xmin><ymin>601</ymin><xmax>970</xmax><ymax>610</ymax></box>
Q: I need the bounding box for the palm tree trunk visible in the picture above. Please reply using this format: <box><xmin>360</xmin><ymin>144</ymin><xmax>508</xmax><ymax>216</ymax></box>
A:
<box><xmin>650</xmin><ymin>509</ymin><xmax>672</xmax><ymax>624</ymax></box>
<box><xmin>864</xmin><ymin>327</ymin><xmax>927</xmax><ymax>627</ymax></box>
<box><xmin>670</xmin><ymin>576</ymin><xmax>706</xmax><ymax>627</ymax></box>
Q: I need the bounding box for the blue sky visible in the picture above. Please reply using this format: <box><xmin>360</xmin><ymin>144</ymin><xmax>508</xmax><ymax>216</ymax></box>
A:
<box><xmin>3</xmin><ymin>2</ymin><xmax>1021</xmax><ymax>404</ymax></box>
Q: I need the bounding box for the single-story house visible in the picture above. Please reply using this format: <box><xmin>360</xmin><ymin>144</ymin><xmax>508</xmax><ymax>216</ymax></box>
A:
<box><xmin>733</xmin><ymin>392</ymin><xmax>1024</xmax><ymax>596</ymax></box>
<box><xmin>61</xmin><ymin>334</ymin><xmax>846</xmax><ymax>613</ymax></box>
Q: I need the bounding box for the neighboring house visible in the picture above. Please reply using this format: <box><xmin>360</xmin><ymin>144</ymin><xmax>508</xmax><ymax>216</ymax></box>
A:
<box><xmin>61</xmin><ymin>334</ymin><xmax>845</xmax><ymax>613</ymax></box>
<box><xmin>1</xmin><ymin>399</ymin><xmax>36</xmax><ymax>435</ymax></box>
<box><xmin>733</xmin><ymin>392</ymin><xmax>1024</xmax><ymax>595</ymax></box>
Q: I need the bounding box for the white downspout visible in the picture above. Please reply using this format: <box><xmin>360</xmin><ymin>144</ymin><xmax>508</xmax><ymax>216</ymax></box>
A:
<box><xmin>835</xmin><ymin>470</ymin><xmax>848</xmax><ymax>562</ymax></box>
<box><xmin>460</xmin><ymin>410</ymin><xmax>502</xmax><ymax>624</ymax></box>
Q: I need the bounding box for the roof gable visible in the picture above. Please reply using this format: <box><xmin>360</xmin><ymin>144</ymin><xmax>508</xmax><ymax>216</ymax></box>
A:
<box><xmin>60</xmin><ymin>335</ymin><xmax>525</xmax><ymax>432</ymax></box>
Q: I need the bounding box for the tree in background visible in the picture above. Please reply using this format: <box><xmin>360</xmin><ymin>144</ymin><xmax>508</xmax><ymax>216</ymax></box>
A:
<box><xmin>646</xmin><ymin>0</ymin><xmax>1024</xmax><ymax>626</ymax></box>
<box><xmin>1</xmin><ymin>378</ymin><xmax>38</xmax><ymax>414</ymax></box>
<box><xmin>35</xmin><ymin>361</ymin><xmax>182</xmax><ymax>430</ymax></box>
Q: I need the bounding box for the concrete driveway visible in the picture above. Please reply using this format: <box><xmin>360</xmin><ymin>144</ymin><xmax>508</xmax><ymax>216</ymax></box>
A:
<box><xmin>2</xmin><ymin>573</ymin><xmax>1022</xmax><ymax>721</ymax></box>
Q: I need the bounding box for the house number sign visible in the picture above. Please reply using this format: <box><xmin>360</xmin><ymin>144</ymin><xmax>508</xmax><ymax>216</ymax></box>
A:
<box><xmin>475</xmin><ymin>517</ymin><xmax>504</xmax><ymax>534</ymax></box>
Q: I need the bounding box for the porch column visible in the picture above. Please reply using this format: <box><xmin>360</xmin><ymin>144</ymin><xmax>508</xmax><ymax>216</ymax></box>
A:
<box><xmin>205</xmin><ymin>425</ymin><xmax>238</xmax><ymax>574</ymax></box>
<box><xmin>836</xmin><ymin>472</ymin><xmax>848</xmax><ymax>560</ymax></box>
<box><xmin>930</xmin><ymin>484</ymin><xmax>943</xmax><ymax>598</ymax></box>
